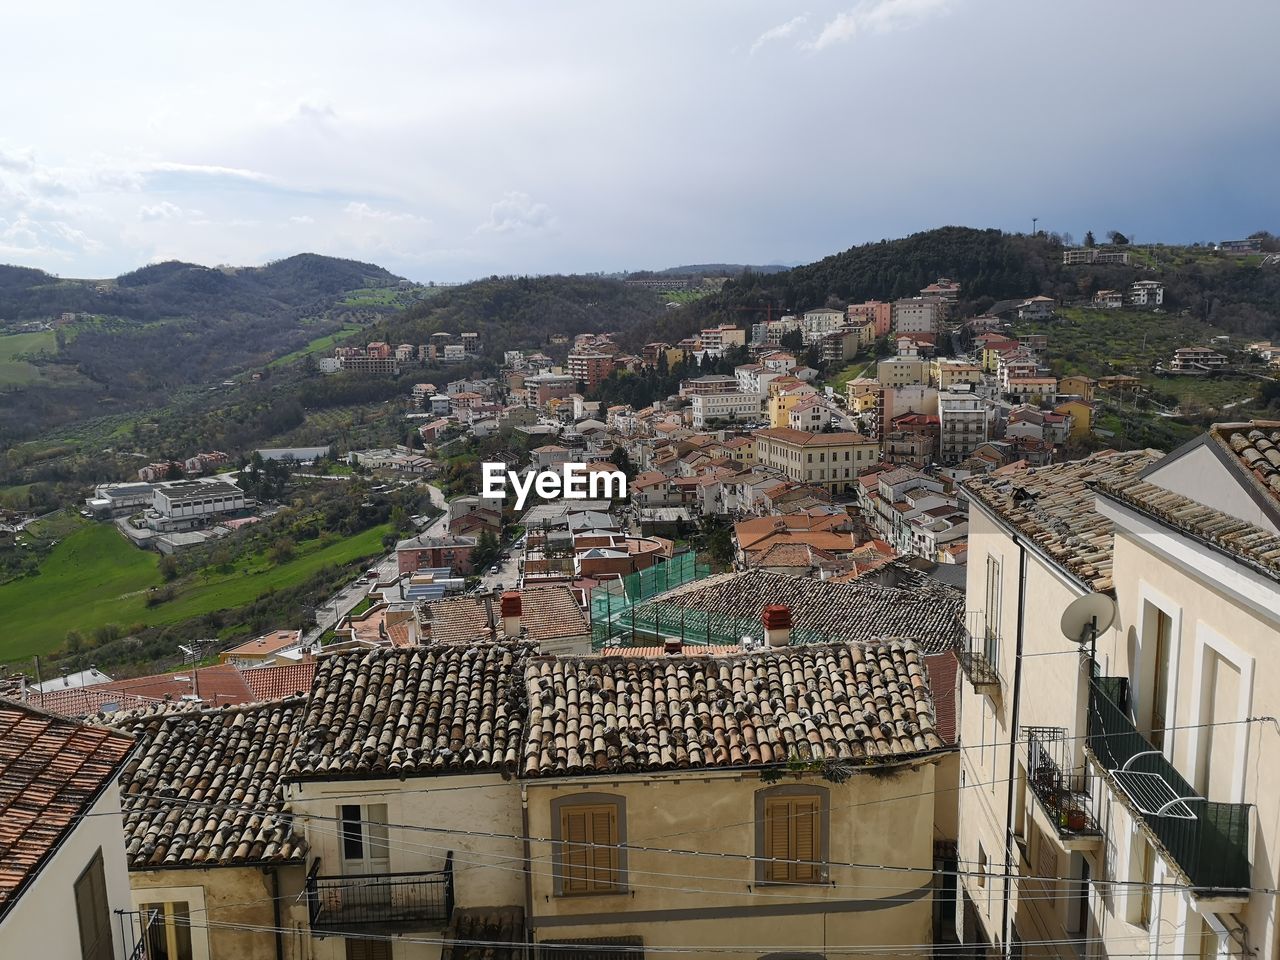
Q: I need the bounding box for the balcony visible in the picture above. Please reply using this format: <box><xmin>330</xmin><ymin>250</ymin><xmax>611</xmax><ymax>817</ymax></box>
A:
<box><xmin>305</xmin><ymin>854</ymin><xmax>455</xmax><ymax>933</ymax></box>
<box><xmin>956</xmin><ymin>610</ymin><xmax>1001</xmax><ymax>696</ymax></box>
<box><xmin>1023</xmin><ymin>726</ymin><xmax>1102</xmax><ymax>851</ymax></box>
<box><xmin>1087</xmin><ymin>678</ymin><xmax>1251</xmax><ymax>895</ymax></box>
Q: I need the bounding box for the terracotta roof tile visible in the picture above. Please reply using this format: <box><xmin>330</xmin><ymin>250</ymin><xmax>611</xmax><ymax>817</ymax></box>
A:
<box><xmin>519</xmin><ymin>586</ymin><xmax>590</xmax><ymax>643</ymax></box>
<box><xmin>1210</xmin><ymin>421</ymin><xmax>1280</xmax><ymax>504</ymax></box>
<box><xmin>522</xmin><ymin>642</ymin><xmax>943</xmax><ymax>776</ymax></box>
<box><xmin>964</xmin><ymin>448</ymin><xmax>1162</xmax><ymax>592</ymax></box>
<box><xmin>1096</xmin><ymin>478</ymin><xmax>1280</xmax><ymax>582</ymax></box>
<box><xmin>239</xmin><ymin>661</ymin><xmax>318</xmax><ymax>702</ymax></box>
<box><xmin>636</xmin><ymin>569</ymin><xmax>964</xmax><ymax>652</ymax></box>
<box><xmin>112</xmin><ymin>699</ymin><xmax>306</xmax><ymax>869</ymax></box>
<box><xmin>0</xmin><ymin>700</ymin><xmax>134</xmax><ymax>915</ymax></box>
<box><xmin>418</xmin><ymin>596</ymin><xmax>496</xmax><ymax>645</ymax></box>
<box><xmin>288</xmin><ymin>643</ymin><xmax>536</xmax><ymax>781</ymax></box>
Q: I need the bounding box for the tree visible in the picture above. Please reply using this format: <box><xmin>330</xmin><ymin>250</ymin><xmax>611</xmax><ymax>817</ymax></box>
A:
<box><xmin>268</xmin><ymin>537</ymin><xmax>296</xmax><ymax>564</ymax></box>
<box><xmin>1107</xmin><ymin>231</ymin><xmax>1130</xmax><ymax>246</ymax></box>
<box><xmin>608</xmin><ymin>446</ymin><xmax>634</xmax><ymax>479</ymax></box>
<box><xmin>1084</xmin><ymin>231</ymin><xmax>1096</xmax><ymax>248</ymax></box>
<box><xmin>65</xmin><ymin>630</ymin><xmax>84</xmax><ymax>654</ymax></box>
<box><xmin>159</xmin><ymin>554</ymin><xmax>180</xmax><ymax>582</ymax></box>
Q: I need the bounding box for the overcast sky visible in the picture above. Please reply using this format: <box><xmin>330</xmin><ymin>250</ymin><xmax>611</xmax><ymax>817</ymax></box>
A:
<box><xmin>2</xmin><ymin>0</ymin><xmax>1277</xmax><ymax>281</ymax></box>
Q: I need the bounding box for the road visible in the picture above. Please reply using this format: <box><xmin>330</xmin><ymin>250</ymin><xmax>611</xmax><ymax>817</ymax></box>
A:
<box><xmin>478</xmin><ymin>552</ymin><xmax>521</xmax><ymax>593</ymax></box>
<box><xmin>301</xmin><ymin>482</ymin><xmax>448</xmax><ymax>643</ymax></box>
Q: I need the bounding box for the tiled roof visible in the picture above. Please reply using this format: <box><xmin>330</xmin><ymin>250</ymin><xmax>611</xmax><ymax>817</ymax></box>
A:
<box><xmin>0</xmin><ymin>700</ymin><xmax>134</xmax><ymax>915</ymax></box>
<box><xmin>1210</xmin><ymin>421</ymin><xmax>1280</xmax><ymax>503</ymax></box>
<box><xmin>239</xmin><ymin>661</ymin><xmax>317</xmax><ymax>702</ymax></box>
<box><xmin>1095</xmin><ymin>479</ymin><xmax>1280</xmax><ymax>582</ymax></box>
<box><xmin>443</xmin><ymin>906</ymin><xmax>525</xmax><ymax>960</ymax></box>
<box><xmin>113</xmin><ymin>699</ymin><xmax>306</xmax><ymax>869</ymax></box>
<box><xmin>27</xmin><ymin>686</ymin><xmax>168</xmax><ymax>719</ymax></box>
<box><xmin>637</xmin><ymin>569</ymin><xmax>964</xmax><ymax>652</ymax></box>
<box><xmin>522</xmin><ymin>642</ymin><xmax>944</xmax><ymax>776</ymax></box>
<box><xmin>519</xmin><ymin>586</ymin><xmax>590</xmax><ymax>642</ymax></box>
<box><xmin>964</xmin><ymin>448</ymin><xmax>1162</xmax><ymax>592</ymax></box>
<box><xmin>288</xmin><ymin>643</ymin><xmax>536</xmax><ymax>781</ymax></box>
<box><xmin>755</xmin><ymin>428</ymin><xmax>872</xmax><ymax>446</ymax></box>
<box><xmin>419</xmin><ymin>596</ymin><xmax>495</xmax><ymax>644</ymax></box>
<box><xmin>602</xmin><ymin>644</ymin><xmax>739</xmax><ymax>657</ymax></box>
<box><xmin>27</xmin><ymin>664</ymin><xmax>254</xmax><ymax>717</ymax></box>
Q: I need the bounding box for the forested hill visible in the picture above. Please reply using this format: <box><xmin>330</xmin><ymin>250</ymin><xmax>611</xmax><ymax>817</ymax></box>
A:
<box><xmin>0</xmin><ymin>253</ymin><xmax>401</xmax><ymax>324</ymax></box>
<box><xmin>374</xmin><ymin>275</ymin><xmax>668</xmax><ymax>351</ymax></box>
<box><xmin>632</xmin><ymin>226</ymin><xmax>1280</xmax><ymax>346</ymax></box>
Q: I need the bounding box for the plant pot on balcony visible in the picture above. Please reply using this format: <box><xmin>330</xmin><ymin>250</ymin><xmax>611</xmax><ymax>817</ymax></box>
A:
<box><xmin>1062</xmin><ymin>808</ymin><xmax>1087</xmax><ymax>832</ymax></box>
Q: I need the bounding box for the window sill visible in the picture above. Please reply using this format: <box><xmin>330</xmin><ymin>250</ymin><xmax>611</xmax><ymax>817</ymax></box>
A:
<box><xmin>554</xmin><ymin>888</ymin><xmax>630</xmax><ymax>899</ymax></box>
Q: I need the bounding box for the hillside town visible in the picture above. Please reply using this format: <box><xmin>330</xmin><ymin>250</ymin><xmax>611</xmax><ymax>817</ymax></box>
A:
<box><xmin>6</xmin><ymin>261</ymin><xmax>1280</xmax><ymax>960</ymax></box>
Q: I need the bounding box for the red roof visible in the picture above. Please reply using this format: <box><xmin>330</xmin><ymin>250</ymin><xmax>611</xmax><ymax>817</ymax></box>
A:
<box><xmin>239</xmin><ymin>661</ymin><xmax>317</xmax><ymax>702</ymax></box>
<box><xmin>0</xmin><ymin>700</ymin><xmax>134</xmax><ymax>917</ymax></box>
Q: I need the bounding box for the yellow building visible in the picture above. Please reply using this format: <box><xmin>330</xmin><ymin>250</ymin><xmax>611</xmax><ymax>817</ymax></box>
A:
<box><xmin>767</xmin><ymin>383</ymin><xmax>818</xmax><ymax>427</ymax></box>
<box><xmin>932</xmin><ymin>359</ymin><xmax>983</xmax><ymax>390</ymax></box>
<box><xmin>523</xmin><ymin>642</ymin><xmax>946</xmax><ymax>958</ymax></box>
<box><xmin>754</xmin><ymin>426</ymin><xmax>880</xmax><ymax>492</ymax></box>
<box><xmin>877</xmin><ymin>356</ymin><xmax>929</xmax><ymax>387</ymax></box>
<box><xmin>1058</xmin><ymin>375</ymin><xmax>1096</xmax><ymax>401</ymax></box>
<box><xmin>1054</xmin><ymin>398</ymin><xmax>1094</xmax><ymax>440</ymax></box>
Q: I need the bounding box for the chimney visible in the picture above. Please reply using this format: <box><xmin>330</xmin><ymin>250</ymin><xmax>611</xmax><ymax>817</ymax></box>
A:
<box><xmin>500</xmin><ymin>591</ymin><xmax>522</xmax><ymax>638</ymax></box>
<box><xmin>762</xmin><ymin>605</ymin><xmax>792</xmax><ymax>647</ymax></box>
<box><xmin>663</xmin><ymin>638</ymin><xmax>683</xmax><ymax>656</ymax></box>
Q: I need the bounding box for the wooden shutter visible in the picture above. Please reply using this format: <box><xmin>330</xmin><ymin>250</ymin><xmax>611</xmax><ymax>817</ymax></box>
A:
<box><xmin>346</xmin><ymin>938</ymin><xmax>392</xmax><ymax>960</ymax></box>
<box><xmin>74</xmin><ymin>851</ymin><xmax>114</xmax><ymax>960</ymax></box>
<box><xmin>763</xmin><ymin>796</ymin><xmax>822</xmax><ymax>883</ymax></box>
<box><xmin>560</xmin><ymin>804</ymin><xmax>619</xmax><ymax>894</ymax></box>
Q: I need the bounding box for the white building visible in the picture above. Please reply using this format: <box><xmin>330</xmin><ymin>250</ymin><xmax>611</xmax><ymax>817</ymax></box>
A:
<box><xmin>1130</xmin><ymin>279</ymin><xmax>1165</xmax><ymax>308</ymax></box>
<box><xmin>938</xmin><ymin>388</ymin><xmax>991</xmax><ymax>464</ymax></box>
<box><xmin>690</xmin><ymin>391</ymin><xmax>764</xmax><ymax>428</ymax></box>
<box><xmin>892</xmin><ymin>297</ymin><xmax>946</xmax><ymax>335</ymax></box>
<box><xmin>0</xmin><ymin>701</ymin><xmax>136</xmax><ymax>960</ymax></box>
<box><xmin>151</xmin><ymin>478</ymin><xmax>246</xmax><ymax>523</ymax></box>
<box><xmin>801</xmin><ymin>307</ymin><xmax>845</xmax><ymax>344</ymax></box>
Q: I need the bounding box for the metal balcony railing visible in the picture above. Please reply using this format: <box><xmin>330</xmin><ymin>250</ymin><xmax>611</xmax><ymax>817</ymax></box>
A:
<box><xmin>306</xmin><ymin>854</ymin><xmax>455</xmax><ymax>931</ymax></box>
<box><xmin>1087</xmin><ymin>678</ymin><xmax>1251</xmax><ymax>894</ymax></box>
<box><xmin>1024</xmin><ymin>726</ymin><xmax>1101</xmax><ymax>840</ymax></box>
<box><xmin>956</xmin><ymin>610</ymin><xmax>1000</xmax><ymax>694</ymax></box>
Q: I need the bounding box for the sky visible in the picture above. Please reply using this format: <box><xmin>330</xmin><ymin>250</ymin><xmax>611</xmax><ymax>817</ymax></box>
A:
<box><xmin>1</xmin><ymin>0</ymin><xmax>1278</xmax><ymax>282</ymax></box>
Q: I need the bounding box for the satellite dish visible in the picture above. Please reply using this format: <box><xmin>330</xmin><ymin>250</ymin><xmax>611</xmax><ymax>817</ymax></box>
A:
<box><xmin>1060</xmin><ymin>593</ymin><xmax>1118</xmax><ymax>645</ymax></box>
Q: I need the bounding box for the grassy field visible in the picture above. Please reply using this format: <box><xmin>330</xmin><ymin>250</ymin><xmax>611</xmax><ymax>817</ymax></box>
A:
<box><xmin>825</xmin><ymin>357</ymin><xmax>876</xmax><ymax>392</ymax></box>
<box><xmin>268</xmin><ymin>323</ymin><xmax>364</xmax><ymax>368</ymax></box>
<box><xmin>0</xmin><ymin>520</ymin><xmax>391</xmax><ymax>662</ymax></box>
<box><xmin>0</xmin><ymin>330</ymin><xmax>57</xmax><ymax>386</ymax></box>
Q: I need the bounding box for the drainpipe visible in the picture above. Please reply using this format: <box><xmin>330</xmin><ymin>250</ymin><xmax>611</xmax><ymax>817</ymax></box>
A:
<box><xmin>520</xmin><ymin>783</ymin><xmax>534</xmax><ymax>960</ymax></box>
<box><xmin>268</xmin><ymin>866</ymin><xmax>284</xmax><ymax>960</ymax></box>
<box><xmin>1000</xmin><ymin>538</ymin><xmax>1027</xmax><ymax>958</ymax></box>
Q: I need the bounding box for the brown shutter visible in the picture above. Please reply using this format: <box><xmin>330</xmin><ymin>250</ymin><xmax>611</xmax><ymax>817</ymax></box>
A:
<box><xmin>763</xmin><ymin>798</ymin><xmax>792</xmax><ymax>882</ymax></box>
<box><xmin>589</xmin><ymin>807</ymin><xmax>618</xmax><ymax>889</ymax></box>
<box><xmin>561</xmin><ymin>807</ymin><xmax>592</xmax><ymax>894</ymax></box>
<box><xmin>74</xmin><ymin>851</ymin><xmax>113</xmax><ymax>960</ymax></box>
<box><xmin>560</xmin><ymin>804</ymin><xmax>620</xmax><ymax>894</ymax></box>
<box><xmin>792</xmin><ymin>797</ymin><xmax>821</xmax><ymax>882</ymax></box>
<box><xmin>762</xmin><ymin>796</ymin><xmax>822</xmax><ymax>883</ymax></box>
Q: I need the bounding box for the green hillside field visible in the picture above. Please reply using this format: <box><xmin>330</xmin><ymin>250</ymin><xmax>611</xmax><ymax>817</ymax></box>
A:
<box><xmin>0</xmin><ymin>520</ymin><xmax>389</xmax><ymax>662</ymax></box>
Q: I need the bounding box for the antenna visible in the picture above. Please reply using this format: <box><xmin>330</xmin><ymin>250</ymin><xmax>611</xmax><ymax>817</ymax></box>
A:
<box><xmin>1060</xmin><ymin>593</ymin><xmax>1117</xmax><ymax>663</ymax></box>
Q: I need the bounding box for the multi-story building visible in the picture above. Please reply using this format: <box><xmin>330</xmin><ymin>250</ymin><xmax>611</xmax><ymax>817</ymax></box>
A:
<box><xmin>690</xmin><ymin>390</ymin><xmax>763</xmax><ymax>428</ymax></box>
<box><xmin>755</xmin><ymin>427</ymin><xmax>879</xmax><ymax>493</ymax></box>
<box><xmin>1130</xmin><ymin>280</ymin><xmax>1165</xmax><ymax>308</ymax></box>
<box><xmin>1018</xmin><ymin>295</ymin><xmax>1056</xmax><ymax>321</ymax></box>
<box><xmin>151</xmin><ymin>478</ymin><xmax>246</xmax><ymax>527</ymax></box>
<box><xmin>847</xmin><ymin>300</ymin><xmax>893</xmax><ymax>338</ymax></box>
<box><xmin>395</xmin><ymin>532</ymin><xmax>478</xmax><ymax>575</ymax></box>
<box><xmin>1170</xmin><ymin>346</ymin><xmax>1229</xmax><ymax>373</ymax></box>
<box><xmin>1094</xmin><ymin>288</ymin><xmax>1124</xmax><ymax>309</ymax></box>
<box><xmin>878</xmin><ymin>356</ymin><xmax>930</xmax><ymax>387</ymax></box>
<box><xmin>1006</xmin><ymin>376</ymin><xmax>1059</xmax><ymax>403</ymax></box>
<box><xmin>955</xmin><ymin>428</ymin><xmax>1280</xmax><ymax>960</ymax></box>
<box><xmin>680</xmin><ymin>374</ymin><xmax>738</xmax><ymax>397</ymax></box>
<box><xmin>893</xmin><ymin>297</ymin><xmax>946</xmax><ymax>335</ymax></box>
<box><xmin>933</xmin><ymin>359</ymin><xmax>983</xmax><ymax>390</ymax></box>
<box><xmin>800</xmin><ymin>307</ymin><xmax>846</xmax><ymax>344</ymax></box>
<box><xmin>697</xmin><ymin>323</ymin><xmax>747</xmax><ymax>356</ymax></box>
<box><xmin>938</xmin><ymin>389</ymin><xmax>990</xmax><ymax>464</ymax></box>
<box><xmin>567</xmin><ymin>350</ymin><xmax>616</xmax><ymax>389</ymax></box>
<box><xmin>524</xmin><ymin>372</ymin><xmax>578</xmax><ymax>408</ymax></box>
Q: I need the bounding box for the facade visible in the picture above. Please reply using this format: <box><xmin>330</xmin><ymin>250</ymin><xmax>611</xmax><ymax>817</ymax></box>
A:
<box><xmin>801</xmin><ymin>307</ymin><xmax>845</xmax><ymax>343</ymax></box>
<box><xmin>878</xmin><ymin>356</ymin><xmax>930</xmax><ymax>387</ymax></box>
<box><xmin>893</xmin><ymin>297</ymin><xmax>946</xmax><ymax>335</ymax></box>
<box><xmin>151</xmin><ymin>478</ymin><xmax>246</xmax><ymax>523</ymax></box>
<box><xmin>1170</xmin><ymin>347</ymin><xmax>1229</xmax><ymax>373</ymax></box>
<box><xmin>955</xmin><ymin>431</ymin><xmax>1280</xmax><ymax>960</ymax></box>
<box><xmin>754</xmin><ymin>428</ymin><xmax>880</xmax><ymax>493</ymax></box>
<box><xmin>567</xmin><ymin>350</ymin><xmax>616</xmax><ymax>390</ymax></box>
<box><xmin>396</xmin><ymin>532</ymin><xmax>479</xmax><ymax>575</ymax></box>
<box><xmin>1130</xmin><ymin>280</ymin><xmax>1165</xmax><ymax>307</ymax></box>
<box><xmin>698</xmin><ymin>323</ymin><xmax>747</xmax><ymax>355</ymax></box>
<box><xmin>690</xmin><ymin>390</ymin><xmax>763</xmax><ymax>428</ymax></box>
<box><xmin>938</xmin><ymin>390</ymin><xmax>990</xmax><ymax>465</ymax></box>
<box><xmin>847</xmin><ymin>299</ymin><xmax>893</xmax><ymax>338</ymax></box>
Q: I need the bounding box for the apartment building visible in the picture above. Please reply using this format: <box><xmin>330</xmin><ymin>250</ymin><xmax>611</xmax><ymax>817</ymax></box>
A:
<box><xmin>1170</xmin><ymin>347</ymin><xmax>1229</xmax><ymax>373</ymax></box>
<box><xmin>893</xmin><ymin>297</ymin><xmax>947</xmax><ymax>335</ymax></box>
<box><xmin>698</xmin><ymin>323</ymin><xmax>747</xmax><ymax>355</ymax></box>
<box><xmin>933</xmin><ymin>359</ymin><xmax>983</xmax><ymax>390</ymax></box>
<box><xmin>938</xmin><ymin>389</ymin><xmax>990</xmax><ymax>465</ymax></box>
<box><xmin>524</xmin><ymin>372</ymin><xmax>578</xmax><ymax>407</ymax></box>
<box><xmin>567</xmin><ymin>350</ymin><xmax>615</xmax><ymax>390</ymax></box>
<box><xmin>955</xmin><ymin>427</ymin><xmax>1280</xmax><ymax>960</ymax></box>
<box><xmin>847</xmin><ymin>299</ymin><xmax>893</xmax><ymax>337</ymax></box>
<box><xmin>1130</xmin><ymin>280</ymin><xmax>1165</xmax><ymax>308</ymax></box>
<box><xmin>878</xmin><ymin>356</ymin><xmax>930</xmax><ymax>387</ymax></box>
<box><xmin>755</xmin><ymin>427</ymin><xmax>880</xmax><ymax>493</ymax></box>
<box><xmin>801</xmin><ymin>307</ymin><xmax>845</xmax><ymax>343</ymax></box>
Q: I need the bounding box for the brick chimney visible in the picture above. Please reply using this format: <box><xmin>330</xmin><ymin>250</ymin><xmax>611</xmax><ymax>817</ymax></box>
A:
<box><xmin>500</xmin><ymin>591</ymin><xmax>522</xmax><ymax>637</ymax></box>
<box><xmin>663</xmin><ymin>638</ymin><xmax>683</xmax><ymax>656</ymax></box>
<box><xmin>762</xmin><ymin>604</ymin><xmax>792</xmax><ymax>647</ymax></box>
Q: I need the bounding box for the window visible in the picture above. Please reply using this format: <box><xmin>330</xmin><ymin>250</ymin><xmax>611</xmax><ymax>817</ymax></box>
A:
<box><xmin>553</xmin><ymin>795</ymin><xmax>625</xmax><ymax>895</ymax></box>
<box><xmin>75</xmin><ymin>850</ymin><xmax>114</xmax><ymax>960</ymax></box>
<box><xmin>140</xmin><ymin>901</ymin><xmax>194</xmax><ymax>960</ymax></box>
<box><xmin>756</xmin><ymin>785</ymin><xmax>828</xmax><ymax>884</ymax></box>
<box><xmin>983</xmin><ymin>555</ymin><xmax>1002</xmax><ymax>665</ymax></box>
<box><xmin>346</xmin><ymin>940</ymin><xmax>392</xmax><ymax>960</ymax></box>
<box><xmin>339</xmin><ymin>803</ymin><xmax>390</xmax><ymax>874</ymax></box>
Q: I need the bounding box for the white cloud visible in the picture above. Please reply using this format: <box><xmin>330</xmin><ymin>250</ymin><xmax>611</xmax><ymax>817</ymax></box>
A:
<box><xmin>750</xmin><ymin>15</ymin><xmax>808</xmax><ymax>55</ymax></box>
<box><xmin>344</xmin><ymin>201</ymin><xmax>427</xmax><ymax>224</ymax></box>
<box><xmin>477</xmin><ymin>192</ymin><xmax>555</xmax><ymax>235</ymax></box>
<box><xmin>289</xmin><ymin>214</ymin><xmax>315</xmax><ymax>224</ymax></box>
<box><xmin>809</xmin><ymin>0</ymin><xmax>952</xmax><ymax>50</ymax></box>
<box><xmin>138</xmin><ymin>200</ymin><xmax>185</xmax><ymax>221</ymax></box>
